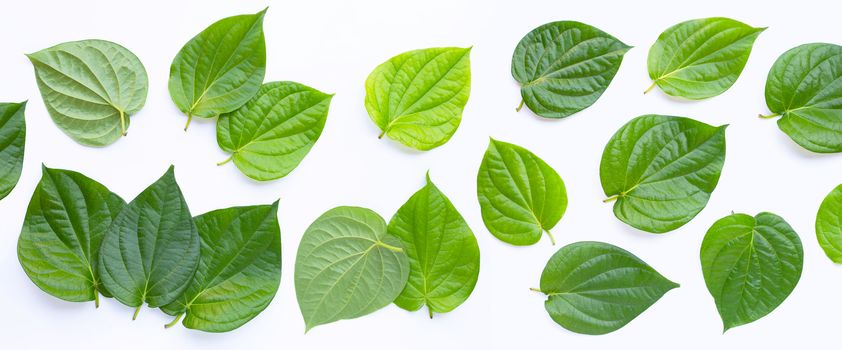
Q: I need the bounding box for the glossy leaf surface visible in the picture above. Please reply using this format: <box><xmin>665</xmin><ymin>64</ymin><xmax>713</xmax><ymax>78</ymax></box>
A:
<box><xmin>0</xmin><ymin>102</ymin><xmax>26</xmax><ymax>200</ymax></box>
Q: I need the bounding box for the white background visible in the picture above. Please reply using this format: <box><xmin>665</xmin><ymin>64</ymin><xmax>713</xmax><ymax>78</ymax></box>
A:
<box><xmin>1</xmin><ymin>0</ymin><xmax>840</xmax><ymax>348</ymax></box>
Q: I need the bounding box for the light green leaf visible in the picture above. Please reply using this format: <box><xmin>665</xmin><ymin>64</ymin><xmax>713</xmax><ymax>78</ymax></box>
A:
<box><xmin>700</xmin><ymin>212</ymin><xmax>803</xmax><ymax>331</ymax></box>
<box><xmin>98</xmin><ymin>166</ymin><xmax>200</xmax><ymax>318</ymax></box>
<box><xmin>28</xmin><ymin>39</ymin><xmax>148</xmax><ymax>146</ymax></box>
<box><xmin>647</xmin><ymin>17</ymin><xmax>765</xmax><ymax>99</ymax></box>
<box><xmin>0</xmin><ymin>102</ymin><xmax>26</xmax><ymax>200</ymax></box>
<box><xmin>18</xmin><ymin>166</ymin><xmax>125</xmax><ymax>306</ymax></box>
<box><xmin>512</xmin><ymin>21</ymin><xmax>630</xmax><ymax>118</ymax></box>
<box><xmin>169</xmin><ymin>9</ymin><xmax>267</xmax><ymax>129</ymax></box>
<box><xmin>295</xmin><ymin>206</ymin><xmax>409</xmax><ymax>331</ymax></box>
<box><xmin>388</xmin><ymin>174</ymin><xmax>480</xmax><ymax>317</ymax></box>
<box><xmin>216</xmin><ymin>81</ymin><xmax>332</xmax><ymax>181</ymax></box>
<box><xmin>365</xmin><ymin>47</ymin><xmax>471</xmax><ymax>150</ymax></box>
<box><xmin>816</xmin><ymin>184</ymin><xmax>842</xmax><ymax>263</ymax></box>
<box><xmin>600</xmin><ymin>114</ymin><xmax>727</xmax><ymax>233</ymax></box>
<box><xmin>477</xmin><ymin>138</ymin><xmax>566</xmax><ymax>245</ymax></box>
<box><xmin>763</xmin><ymin>43</ymin><xmax>842</xmax><ymax>153</ymax></box>
<box><xmin>162</xmin><ymin>202</ymin><xmax>281</xmax><ymax>332</ymax></box>
<box><xmin>536</xmin><ymin>241</ymin><xmax>678</xmax><ymax>335</ymax></box>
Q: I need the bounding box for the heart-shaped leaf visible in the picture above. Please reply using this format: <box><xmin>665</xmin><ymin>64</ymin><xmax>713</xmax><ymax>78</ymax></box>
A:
<box><xmin>763</xmin><ymin>43</ymin><xmax>842</xmax><ymax>153</ymax></box>
<box><xmin>0</xmin><ymin>102</ymin><xmax>26</xmax><ymax>200</ymax></box>
<box><xmin>99</xmin><ymin>166</ymin><xmax>200</xmax><ymax>318</ymax></box>
<box><xmin>161</xmin><ymin>202</ymin><xmax>281</xmax><ymax>332</ymax></box>
<box><xmin>512</xmin><ymin>21</ymin><xmax>630</xmax><ymax>118</ymax></box>
<box><xmin>816</xmin><ymin>184</ymin><xmax>842</xmax><ymax>263</ymax></box>
<box><xmin>388</xmin><ymin>174</ymin><xmax>480</xmax><ymax>317</ymax></box>
<box><xmin>28</xmin><ymin>40</ymin><xmax>148</xmax><ymax>146</ymax></box>
<box><xmin>169</xmin><ymin>9</ymin><xmax>267</xmax><ymax>129</ymax></box>
<box><xmin>477</xmin><ymin>138</ymin><xmax>566</xmax><ymax>245</ymax></box>
<box><xmin>536</xmin><ymin>241</ymin><xmax>679</xmax><ymax>335</ymax></box>
<box><xmin>365</xmin><ymin>47</ymin><xmax>471</xmax><ymax>150</ymax></box>
<box><xmin>600</xmin><ymin>114</ymin><xmax>727</xmax><ymax>233</ymax></box>
<box><xmin>18</xmin><ymin>166</ymin><xmax>125</xmax><ymax>306</ymax></box>
<box><xmin>647</xmin><ymin>17</ymin><xmax>765</xmax><ymax>99</ymax></box>
<box><xmin>216</xmin><ymin>81</ymin><xmax>332</xmax><ymax>181</ymax></box>
<box><xmin>700</xmin><ymin>212</ymin><xmax>803</xmax><ymax>331</ymax></box>
<box><xmin>295</xmin><ymin>206</ymin><xmax>409</xmax><ymax>332</ymax></box>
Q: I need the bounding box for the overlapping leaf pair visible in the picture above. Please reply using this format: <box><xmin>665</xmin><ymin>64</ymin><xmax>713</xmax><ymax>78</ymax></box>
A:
<box><xmin>17</xmin><ymin>166</ymin><xmax>281</xmax><ymax>333</ymax></box>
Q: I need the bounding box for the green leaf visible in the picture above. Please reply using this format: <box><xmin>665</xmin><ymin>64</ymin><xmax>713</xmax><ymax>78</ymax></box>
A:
<box><xmin>27</xmin><ymin>39</ymin><xmax>148</xmax><ymax>146</ymax></box>
<box><xmin>647</xmin><ymin>17</ymin><xmax>765</xmax><ymax>99</ymax></box>
<box><xmin>816</xmin><ymin>184</ymin><xmax>842</xmax><ymax>263</ymax></box>
<box><xmin>763</xmin><ymin>43</ymin><xmax>842</xmax><ymax>153</ymax></box>
<box><xmin>600</xmin><ymin>114</ymin><xmax>727</xmax><ymax>233</ymax></box>
<box><xmin>477</xmin><ymin>138</ymin><xmax>566</xmax><ymax>246</ymax></box>
<box><xmin>700</xmin><ymin>212</ymin><xmax>803</xmax><ymax>331</ymax></box>
<box><xmin>169</xmin><ymin>9</ymin><xmax>267</xmax><ymax>129</ymax></box>
<box><xmin>0</xmin><ymin>102</ymin><xmax>26</xmax><ymax>200</ymax></box>
<box><xmin>388</xmin><ymin>174</ymin><xmax>480</xmax><ymax>316</ymax></box>
<box><xmin>365</xmin><ymin>47</ymin><xmax>471</xmax><ymax>150</ymax></box>
<box><xmin>537</xmin><ymin>241</ymin><xmax>678</xmax><ymax>335</ymax></box>
<box><xmin>216</xmin><ymin>81</ymin><xmax>333</xmax><ymax>181</ymax></box>
<box><xmin>98</xmin><ymin>166</ymin><xmax>200</xmax><ymax>317</ymax></box>
<box><xmin>17</xmin><ymin>166</ymin><xmax>125</xmax><ymax>306</ymax></box>
<box><xmin>161</xmin><ymin>202</ymin><xmax>281</xmax><ymax>332</ymax></box>
<box><xmin>511</xmin><ymin>21</ymin><xmax>630</xmax><ymax>119</ymax></box>
<box><xmin>295</xmin><ymin>206</ymin><xmax>409</xmax><ymax>331</ymax></box>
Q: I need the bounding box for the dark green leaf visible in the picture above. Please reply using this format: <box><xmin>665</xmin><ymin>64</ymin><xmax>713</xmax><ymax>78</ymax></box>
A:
<box><xmin>763</xmin><ymin>43</ymin><xmax>842</xmax><ymax>153</ymax></box>
<box><xmin>537</xmin><ymin>241</ymin><xmax>678</xmax><ymax>335</ymax></box>
<box><xmin>512</xmin><ymin>21</ymin><xmax>630</xmax><ymax>118</ymax></box>
<box><xmin>600</xmin><ymin>114</ymin><xmax>727</xmax><ymax>233</ymax></box>
<box><xmin>216</xmin><ymin>81</ymin><xmax>332</xmax><ymax>180</ymax></box>
<box><xmin>700</xmin><ymin>212</ymin><xmax>803</xmax><ymax>331</ymax></box>
<box><xmin>0</xmin><ymin>102</ymin><xmax>26</xmax><ymax>200</ymax></box>
<box><xmin>477</xmin><ymin>138</ymin><xmax>566</xmax><ymax>246</ymax></box>
<box><xmin>98</xmin><ymin>166</ymin><xmax>200</xmax><ymax>317</ymax></box>
<box><xmin>18</xmin><ymin>166</ymin><xmax>125</xmax><ymax>305</ymax></box>
<box><xmin>388</xmin><ymin>174</ymin><xmax>480</xmax><ymax>316</ymax></box>
<box><xmin>161</xmin><ymin>202</ymin><xmax>281</xmax><ymax>332</ymax></box>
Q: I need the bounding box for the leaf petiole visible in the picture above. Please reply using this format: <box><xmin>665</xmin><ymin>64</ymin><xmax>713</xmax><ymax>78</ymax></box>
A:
<box><xmin>184</xmin><ymin>113</ymin><xmax>193</xmax><ymax>131</ymax></box>
<box><xmin>217</xmin><ymin>153</ymin><xmax>235</xmax><ymax>166</ymax></box>
<box><xmin>644</xmin><ymin>81</ymin><xmax>657</xmax><ymax>94</ymax></box>
<box><xmin>758</xmin><ymin>113</ymin><xmax>781</xmax><ymax>119</ymax></box>
<box><xmin>545</xmin><ymin>229</ymin><xmax>556</xmax><ymax>246</ymax></box>
<box><xmin>374</xmin><ymin>240</ymin><xmax>403</xmax><ymax>253</ymax></box>
<box><xmin>119</xmin><ymin>110</ymin><xmax>127</xmax><ymax>136</ymax></box>
<box><xmin>516</xmin><ymin>99</ymin><xmax>524</xmax><ymax>112</ymax></box>
<box><xmin>132</xmin><ymin>306</ymin><xmax>141</xmax><ymax>320</ymax></box>
<box><xmin>164</xmin><ymin>313</ymin><xmax>184</xmax><ymax>329</ymax></box>
<box><xmin>603</xmin><ymin>194</ymin><xmax>619</xmax><ymax>203</ymax></box>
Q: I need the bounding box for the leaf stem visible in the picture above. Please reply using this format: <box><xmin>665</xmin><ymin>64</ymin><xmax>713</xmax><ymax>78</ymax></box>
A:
<box><xmin>119</xmin><ymin>110</ymin><xmax>127</xmax><ymax>136</ymax></box>
<box><xmin>132</xmin><ymin>306</ymin><xmax>141</xmax><ymax>320</ymax></box>
<box><xmin>516</xmin><ymin>99</ymin><xmax>525</xmax><ymax>112</ymax></box>
<box><xmin>94</xmin><ymin>292</ymin><xmax>100</xmax><ymax>308</ymax></box>
<box><xmin>217</xmin><ymin>153</ymin><xmax>235</xmax><ymax>166</ymax></box>
<box><xmin>377</xmin><ymin>129</ymin><xmax>386</xmax><ymax>139</ymax></box>
<box><xmin>758</xmin><ymin>113</ymin><xmax>781</xmax><ymax>119</ymax></box>
<box><xmin>644</xmin><ymin>81</ymin><xmax>657</xmax><ymax>94</ymax></box>
<box><xmin>164</xmin><ymin>313</ymin><xmax>184</xmax><ymax>329</ymax></box>
<box><xmin>544</xmin><ymin>229</ymin><xmax>556</xmax><ymax>246</ymax></box>
<box><xmin>428</xmin><ymin>306</ymin><xmax>434</xmax><ymax>319</ymax></box>
<box><xmin>529</xmin><ymin>287</ymin><xmax>543</xmax><ymax>293</ymax></box>
<box><xmin>374</xmin><ymin>240</ymin><xmax>403</xmax><ymax>253</ymax></box>
<box><xmin>603</xmin><ymin>194</ymin><xmax>619</xmax><ymax>203</ymax></box>
<box><xmin>184</xmin><ymin>114</ymin><xmax>193</xmax><ymax>131</ymax></box>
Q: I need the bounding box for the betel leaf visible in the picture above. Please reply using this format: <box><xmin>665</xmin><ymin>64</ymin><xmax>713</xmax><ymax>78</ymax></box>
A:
<box><xmin>27</xmin><ymin>39</ymin><xmax>148</xmax><ymax>146</ymax></box>
<box><xmin>99</xmin><ymin>166</ymin><xmax>200</xmax><ymax>318</ymax></box>
<box><xmin>0</xmin><ymin>102</ymin><xmax>26</xmax><ymax>200</ymax></box>
<box><xmin>295</xmin><ymin>206</ymin><xmax>409</xmax><ymax>331</ymax></box>
<box><xmin>477</xmin><ymin>138</ymin><xmax>566</xmax><ymax>246</ymax></box>
<box><xmin>535</xmin><ymin>241</ymin><xmax>678</xmax><ymax>335</ymax></box>
<box><xmin>17</xmin><ymin>166</ymin><xmax>125</xmax><ymax>306</ymax></box>
<box><xmin>162</xmin><ymin>202</ymin><xmax>281</xmax><ymax>332</ymax></box>
<box><xmin>700</xmin><ymin>212</ymin><xmax>803</xmax><ymax>331</ymax></box>
<box><xmin>365</xmin><ymin>47</ymin><xmax>471</xmax><ymax>151</ymax></box>
<box><xmin>216</xmin><ymin>81</ymin><xmax>333</xmax><ymax>181</ymax></box>
<box><xmin>169</xmin><ymin>9</ymin><xmax>267</xmax><ymax>129</ymax></box>
<box><xmin>646</xmin><ymin>17</ymin><xmax>765</xmax><ymax>99</ymax></box>
<box><xmin>762</xmin><ymin>43</ymin><xmax>842</xmax><ymax>153</ymax></box>
<box><xmin>511</xmin><ymin>21</ymin><xmax>630</xmax><ymax>119</ymax></box>
<box><xmin>816</xmin><ymin>184</ymin><xmax>842</xmax><ymax>263</ymax></box>
<box><xmin>600</xmin><ymin>114</ymin><xmax>726</xmax><ymax>233</ymax></box>
<box><xmin>388</xmin><ymin>174</ymin><xmax>480</xmax><ymax>317</ymax></box>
